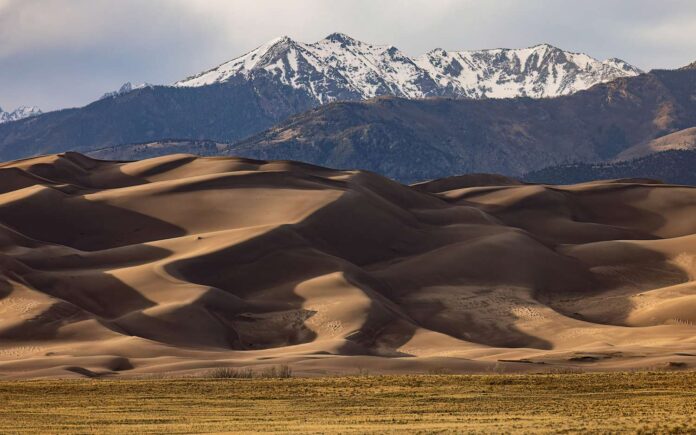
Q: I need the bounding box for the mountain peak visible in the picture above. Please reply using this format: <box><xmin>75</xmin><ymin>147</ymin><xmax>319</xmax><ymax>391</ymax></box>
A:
<box><xmin>680</xmin><ymin>60</ymin><xmax>696</xmax><ymax>70</ymax></box>
<box><xmin>268</xmin><ymin>35</ymin><xmax>295</xmax><ymax>46</ymax></box>
<box><xmin>119</xmin><ymin>82</ymin><xmax>135</xmax><ymax>93</ymax></box>
<box><xmin>0</xmin><ymin>105</ymin><xmax>42</xmax><ymax>123</ymax></box>
<box><xmin>100</xmin><ymin>82</ymin><xmax>153</xmax><ymax>100</ymax></box>
<box><xmin>255</xmin><ymin>35</ymin><xmax>297</xmax><ymax>56</ymax></box>
<box><xmin>323</xmin><ymin>32</ymin><xmax>357</xmax><ymax>45</ymax></box>
<box><xmin>250</xmin><ymin>35</ymin><xmax>300</xmax><ymax>61</ymax></box>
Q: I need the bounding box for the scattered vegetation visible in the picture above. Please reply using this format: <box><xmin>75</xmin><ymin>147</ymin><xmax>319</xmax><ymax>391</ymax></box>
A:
<box><xmin>207</xmin><ymin>367</ymin><xmax>254</xmax><ymax>379</ymax></box>
<box><xmin>206</xmin><ymin>364</ymin><xmax>292</xmax><ymax>379</ymax></box>
<box><xmin>0</xmin><ymin>372</ymin><xmax>695</xmax><ymax>433</ymax></box>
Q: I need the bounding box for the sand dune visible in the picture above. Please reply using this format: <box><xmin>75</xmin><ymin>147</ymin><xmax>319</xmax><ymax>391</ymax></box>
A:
<box><xmin>1</xmin><ymin>152</ymin><xmax>695</xmax><ymax>378</ymax></box>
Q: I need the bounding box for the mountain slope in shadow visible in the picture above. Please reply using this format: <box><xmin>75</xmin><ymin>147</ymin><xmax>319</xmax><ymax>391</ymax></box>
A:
<box><xmin>227</xmin><ymin>68</ymin><xmax>696</xmax><ymax>182</ymax></box>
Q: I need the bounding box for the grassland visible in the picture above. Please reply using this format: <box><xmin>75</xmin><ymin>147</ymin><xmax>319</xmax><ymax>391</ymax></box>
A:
<box><xmin>1</xmin><ymin>372</ymin><xmax>695</xmax><ymax>433</ymax></box>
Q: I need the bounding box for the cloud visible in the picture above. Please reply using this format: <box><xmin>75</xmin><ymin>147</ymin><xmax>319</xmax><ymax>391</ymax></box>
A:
<box><xmin>0</xmin><ymin>0</ymin><xmax>694</xmax><ymax>111</ymax></box>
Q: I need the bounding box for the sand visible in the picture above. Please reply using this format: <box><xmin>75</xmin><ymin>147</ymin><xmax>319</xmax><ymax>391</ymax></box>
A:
<box><xmin>0</xmin><ymin>152</ymin><xmax>695</xmax><ymax>378</ymax></box>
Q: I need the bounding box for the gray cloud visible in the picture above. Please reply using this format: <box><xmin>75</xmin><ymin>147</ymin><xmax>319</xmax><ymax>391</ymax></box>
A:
<box><xmin>1</xmin><ymin>0</ymin><xmax>694</xmax><ymax>111</ymax></box>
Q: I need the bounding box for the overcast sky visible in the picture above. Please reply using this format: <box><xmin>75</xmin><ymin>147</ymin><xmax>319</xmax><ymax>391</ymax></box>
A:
<box><xmin>1</xmin><ymin>0</ymin><xmax>695</xmax><ymax>111</ymax></box>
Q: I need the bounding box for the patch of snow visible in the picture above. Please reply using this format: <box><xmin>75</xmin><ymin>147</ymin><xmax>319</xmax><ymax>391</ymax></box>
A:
<box><xmin>0</xmin><ymin>105</ymin><xmax>42</xmax><ymax>123</ymax></box>
<box><xmin>100</xmin><ymin>82</ymin><xmax>154</xmax><ymax>100</ymax></box>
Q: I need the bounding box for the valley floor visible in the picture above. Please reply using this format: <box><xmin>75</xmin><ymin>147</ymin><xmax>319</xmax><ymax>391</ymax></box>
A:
<box><xmin>1</xmin><ymin>372</ymin><xmax>695</xmax><ymax>433</ymax></box>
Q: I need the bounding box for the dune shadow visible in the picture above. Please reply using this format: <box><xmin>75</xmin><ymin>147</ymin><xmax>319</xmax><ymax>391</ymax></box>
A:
<box><xmin>397</xmin><ymin>288</ymin><xmax>554</xmax><ymax>350</ymax></box>
<box><xmin>451</xmin><ymin>183</ymin><xmax>672</xmax><ymax>246</ymax></box>
<box><xmin>162</xmin><ymin>185</ymin><xmax>434</xmax><ymax>354</ymax></box>
<box><xmin>332</xmin><ymin>271</ymin><xmax>419</xmax><ymax>357</ymax></box>
<box><xmin>540</xmin><ymin>241</ymin><xmax>691</xmax><ymax>327</ymax></box>
<box><xmin>440</xmin><ymin>182</ymin><xmax>694</xmax><ymax>329</ymax></box>
<box><xmin>163</xmin><ymin>226</ymin><xmax>325</xmax><ymax>350</ymax></box>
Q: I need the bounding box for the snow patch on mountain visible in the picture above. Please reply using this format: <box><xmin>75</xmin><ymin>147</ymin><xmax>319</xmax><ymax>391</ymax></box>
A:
<box><xmin>100</xmin><ymin>82</ymin><xmax>153</xmax><ymax>100</ymax></box>
<box><xmin>175</xmin><ymin>34</ymin><xmax>642</xmax><ymax>100</ymax></box>
<box><xmin>0</xmin><ymin>105</ymin><xmax>42</xmax><ymax>123</ymax></box>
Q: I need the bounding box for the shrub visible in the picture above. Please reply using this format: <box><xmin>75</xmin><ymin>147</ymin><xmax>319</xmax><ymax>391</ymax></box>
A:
<box><xmin>207</xmin><ymin>367</ymin><xmax>254</xmax><ymax>379</ymax></box>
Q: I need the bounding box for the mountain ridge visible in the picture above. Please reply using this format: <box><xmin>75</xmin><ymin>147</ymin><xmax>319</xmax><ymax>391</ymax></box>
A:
<box><xmin>0</xmin><ymin>75</ymin><xmax>316</xmax><ymax>161</ymax></box>
<box><xmin>100</xmin><ymin>82</ymin><xmax>154</xmax><ymax>100</ymax></box>
<box><xmin>175</xmin><ymin>33</ymin><xmax>642</xmax><ymax>100</ymax></box>
<box><xmin>221</xmin><ymin>68</ymin><xmax>696</xmax><ymax>182</ymax></box>
<box><xmin>0</xmin><ymin>105</ymin><xmax>42</xmax><ymax>124</ymax></box>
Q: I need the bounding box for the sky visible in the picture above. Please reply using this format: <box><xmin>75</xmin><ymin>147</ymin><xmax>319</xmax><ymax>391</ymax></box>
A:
<box><xmin>1</xmin><ymin>0</ymin><xmax>695</xmax><ymax>112</ymax></box>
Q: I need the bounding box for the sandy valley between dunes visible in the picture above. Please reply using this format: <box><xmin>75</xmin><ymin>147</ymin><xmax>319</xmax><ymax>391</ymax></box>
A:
<box><xmin>0</xmin><ymin>152</ymin><xmax>695</xmax><ymax>378</ymax></box>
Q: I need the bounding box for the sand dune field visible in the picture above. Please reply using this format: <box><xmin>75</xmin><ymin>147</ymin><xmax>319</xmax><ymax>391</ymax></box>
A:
<box><xmin>0</xmin><ymin>153</ymin><xmax>695</xmax><ymax>378</ymax></box>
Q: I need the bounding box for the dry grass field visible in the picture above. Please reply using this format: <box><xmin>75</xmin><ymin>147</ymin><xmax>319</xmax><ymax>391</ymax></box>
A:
<box><xmin>1</xmin><ymin>372</ymin><xmax>695</xmax><ymax>433</ymax></box>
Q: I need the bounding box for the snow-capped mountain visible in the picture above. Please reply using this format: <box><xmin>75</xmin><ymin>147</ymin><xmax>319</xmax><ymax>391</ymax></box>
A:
<box><xmin>415</xmin><ymin>47</ymin><xmax>641</xmax><ymax>98</ymax></box>
<box><xmin>175</xmin><ymin>33</ymin><xmax>642</xmax><ymax>100</ymax></box>
<box><xmin>0</xmin><ymin>105</ymin><xmax>42</xmax><ymax>123</ymax></box>
<box><xmin>100</xmin><ymin>82</ymin><xmax>153</xmax><ymax>99</ymax></box>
